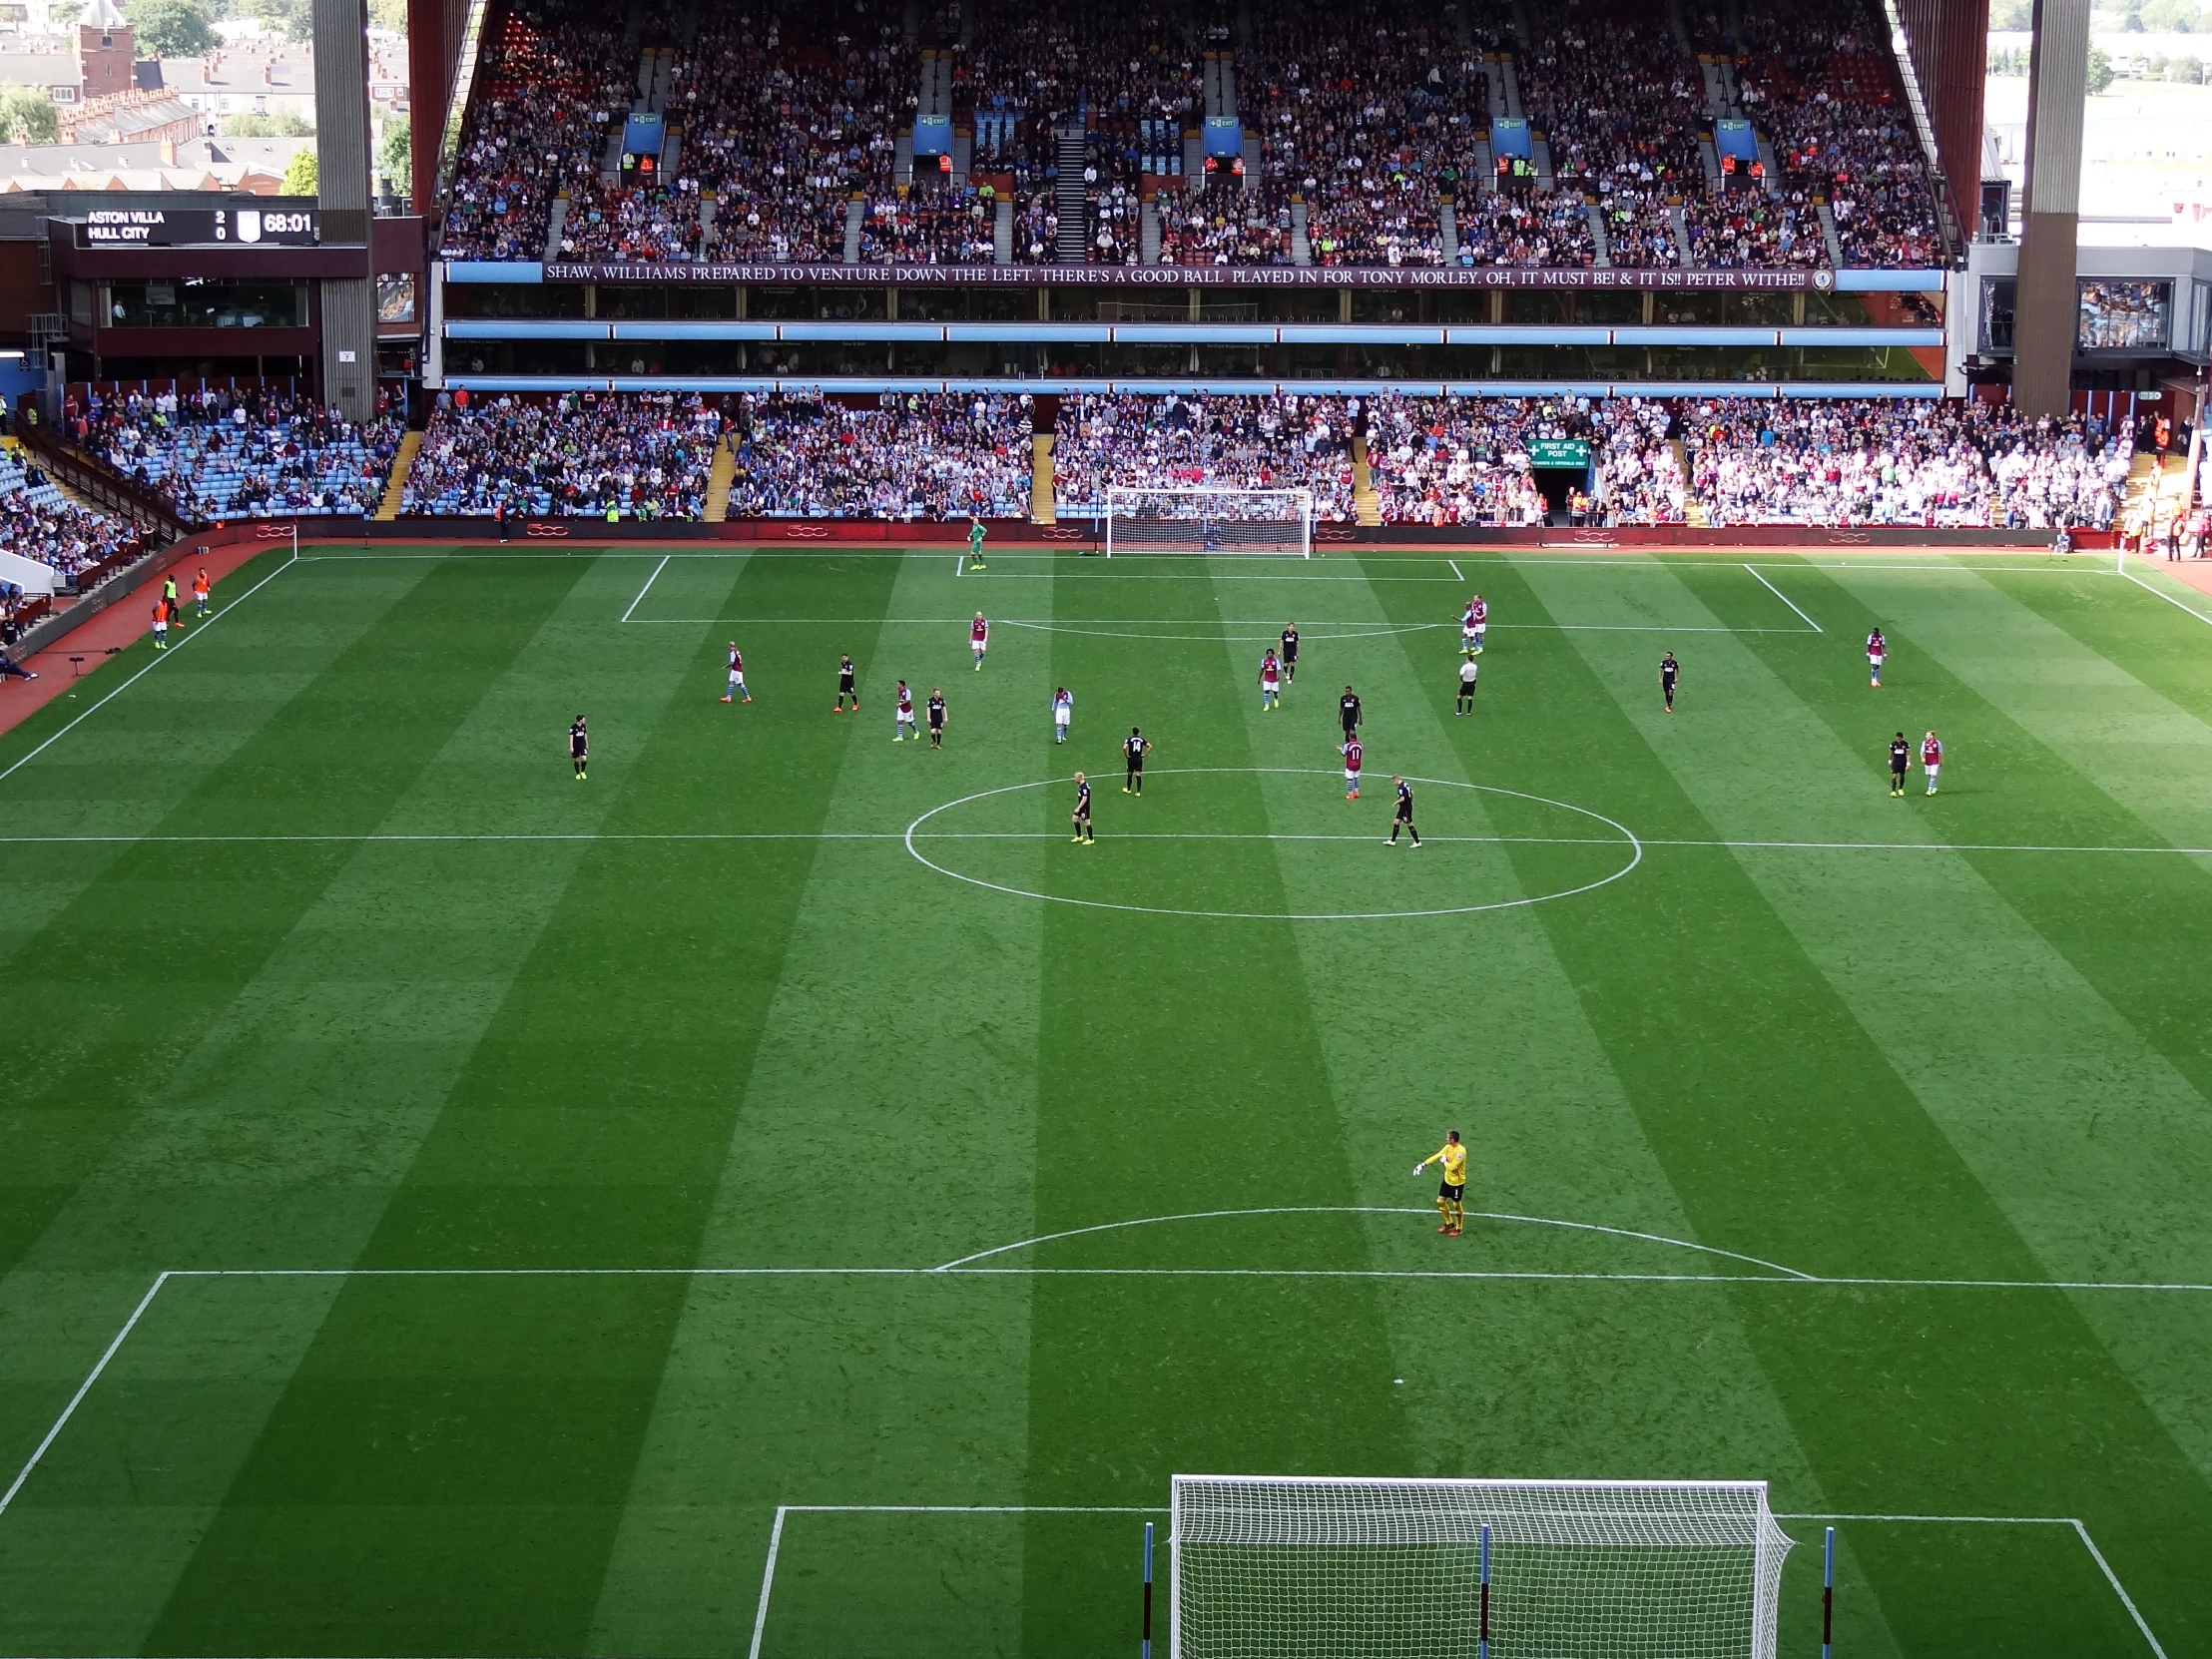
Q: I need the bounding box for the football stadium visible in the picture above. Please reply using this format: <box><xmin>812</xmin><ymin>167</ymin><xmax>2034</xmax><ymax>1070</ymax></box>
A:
<box><xmin>1</xmin><ymin>0</ymin><xmax>2211</xmax><ymax>1654</ymax></box>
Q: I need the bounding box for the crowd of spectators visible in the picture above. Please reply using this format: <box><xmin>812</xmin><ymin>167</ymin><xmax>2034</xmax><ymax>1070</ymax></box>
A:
<box><xmin>1594</xmin><ymin>398</ymin><xmax>1690</xmax><ymax>522</ymax></box>
<box><xmin>1052</xmin><ymin>391</ymin><xmax>1361</xmax><ymax>520</ymax></box>
<box><xmin>438</xmin><ymin>5</ymin><xmax>634</xmax><ymax>260</ymax></box>
<box><xmin>1680</xmin><ymin>186</ymin><xmax>1825</xmax><ymax>267</ymax></box>
<box><xmin>725</xmin><ymin>391</ymin><xmax>1033</xmax><ymax>517</ymax></box>
<box><xmin>1677</xmin><ymin>398</ymin><xmax>2128</xmax><ymax>527</ymax></box>
<box><xmin>0</xmin><ymin>446</ymin><xmax>140</xmax><ymax>587</ymax></box>
<box><xmin>1453</xmin><ymin>185</ymin><xmax>1596</xmax><ymax>267</ymax></box>
<box><xmin>1731</xmin><ymin>0</ymin><xmax>1943</xmax><ymax>266</ymax></box>
<box><xmin>403</xmin><ymin>390</ymin><xmax>725</xmax><ymax>518</ymax></box>
<box><xmin>1363</xmin><ymin>395</ymin><xmax>1555</xmax><ymax>524</ymax></box>
<box><xmin>1521</xmin><ymin>10</ymin><xmax>1702</xmax><ymax>268</ymax></box>
<box><xmin>435</xmin><ymin>0</ymin><xmax>1948</xmax><ymax>271</ymax></box>
<box><xmin>83</xmin><ymin>388</ymin><xmax>402</xmax><ymax>520</ymax></box>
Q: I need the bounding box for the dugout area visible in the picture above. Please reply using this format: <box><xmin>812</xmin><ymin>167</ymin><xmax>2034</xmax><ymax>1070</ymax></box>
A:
<box><xmin>2</xmin><ymin>541</ymin><xmax>2210</xmax><ymax>1658</ymax></box>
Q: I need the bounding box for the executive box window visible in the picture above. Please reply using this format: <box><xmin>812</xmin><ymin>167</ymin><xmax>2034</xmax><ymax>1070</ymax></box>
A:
<box><xmin>2077</xmin><ymin>279</ymin><xmax>2171</xmax><ymax>352</ymax></box>
<box><xmin>1980</xmin><ymin>276</ymin><xmax>2015</xmax><ymax>355</ymax></box>
<box><xmin>107</xmin><ymin>279</ymin><xmax>306</xmax><ymax>328</ymax></box>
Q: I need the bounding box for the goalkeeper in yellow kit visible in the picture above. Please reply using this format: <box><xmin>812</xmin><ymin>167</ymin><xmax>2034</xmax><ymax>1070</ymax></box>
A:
<box><xmin>1415</xmin><ymin>1131</ymin><xmax>1468</xmax><ymax>1238</ymax></box>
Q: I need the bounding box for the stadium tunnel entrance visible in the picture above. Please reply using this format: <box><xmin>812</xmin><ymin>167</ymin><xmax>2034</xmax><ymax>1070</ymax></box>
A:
<box><xmin>1530</xmin><ymin>463</ymin><xmax>1596</xmax><ymax>525</ymax></box>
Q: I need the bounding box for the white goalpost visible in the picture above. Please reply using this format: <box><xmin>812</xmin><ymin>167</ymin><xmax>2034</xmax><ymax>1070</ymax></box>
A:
<box><xmin>1169</xmin><ymin>1475</ymin><xmax>1796</xmax><ymax>1659</ymax></box>
<box><xmin>1104</xmin><ymin>486</ymin><xmax>1315</xmax><ymax>557</ymax></box>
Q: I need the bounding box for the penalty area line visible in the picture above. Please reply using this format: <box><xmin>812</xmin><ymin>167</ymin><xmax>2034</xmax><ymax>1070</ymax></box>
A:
<box><xmin>1744</xmin><ymin>563</ymin><xmax>1822</xmax><ymax>632</ymax></box>
<box><xmin>619</xmin><ymin>553</ymin><xmax>672</xmax><ymax>623</ymax></box>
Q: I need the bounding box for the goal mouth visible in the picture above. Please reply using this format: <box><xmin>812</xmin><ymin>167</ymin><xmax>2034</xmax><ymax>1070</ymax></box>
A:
<box><xmin>1104</xmin><ymin>487</ymin><xmax>1316</xmax><ymax>557</ymax></box>
<box><xmin>1169</xmin><ymin>1474</ymin><xmax>1794</xmax><ymax>1659</ymax></box>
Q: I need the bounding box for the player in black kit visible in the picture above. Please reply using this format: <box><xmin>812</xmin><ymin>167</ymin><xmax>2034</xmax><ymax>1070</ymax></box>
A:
<box><xmin>1889</xmin><ymin>731</ymin><xmax>1911</xmax><ymax>797</ymax></box>
<box><xmin>1339</xmin><ymin>686</ymin><xmax>1363</xmax><ymax>739</ymax></box>
<box><xmin>1280</xmin><ymin>624</ymin><xmax>1301</xmax><ymax>685</ymax></box>
<box><xmin>1659</xmin><ymin>651</ymin><xmax>1679</xmax><ymax>713</ymax></box>
<box><xmin>1123</xmin><ymin>727</ymin><xmax>1152</xmax><ymax>795</ymax></box>
<box><xmin>926</xmin><ymin>688</ymin><xmax>947</xmax><ymax>749</ymax></box>
<box><xmin>568</xmin><ymin>715</ymin><xmax>588</xmax><ymax>781</ymax></box>
<box><xmin>834</xmin><ymin>653</ymin><xmax>859</xmax><ymax>714</ymax></box>
<box><xmin>1070</xmin><ymin>772</ymin><xmax>1095</xmax><ymax>843</ymax></box>
<box><xmin>1387</xmin><ymin>776</ymin><xmax>1421</xmax><ymax>845</ymax></box>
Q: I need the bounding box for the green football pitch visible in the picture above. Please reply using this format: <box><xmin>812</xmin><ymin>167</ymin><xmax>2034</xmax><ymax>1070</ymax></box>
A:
<box><xmin>4</xmin><ymin>541</ymin><xmax>2212</xmax><ymax>1659</ymax></box>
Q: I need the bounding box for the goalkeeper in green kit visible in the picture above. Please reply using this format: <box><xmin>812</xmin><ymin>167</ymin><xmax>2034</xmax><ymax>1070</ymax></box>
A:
<box><xmin>966</xmin><ymin>514</ymin><xmax>987</xmax><ymax>572</ymax></box>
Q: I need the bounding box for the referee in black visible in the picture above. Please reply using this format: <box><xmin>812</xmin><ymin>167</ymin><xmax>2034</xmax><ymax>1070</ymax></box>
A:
<box><xmin>1123</xmin><ymin>727</ymin><xmax>1152</xmax><ymax>795</ymax></box>
<box><xmin>1280</xmin><ymin>623</ymin><xmax>1301</xmax><ymax>685</ymax></box>
<box><xmin>1388</xmin><ymin>776</ymin><xmax>1421</xmax><ymax>845</ymax></box>
<box><xmin>1339</xmin><ymin>685</ymin><xmax>1363</xmax><ymax>740</ymax></box>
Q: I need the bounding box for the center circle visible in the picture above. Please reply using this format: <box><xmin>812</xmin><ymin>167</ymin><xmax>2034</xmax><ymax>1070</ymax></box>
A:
<box><xmin>903</xmin><ymin>768</ymin><xmax>1642</xmax><ymax>920</ymax></box>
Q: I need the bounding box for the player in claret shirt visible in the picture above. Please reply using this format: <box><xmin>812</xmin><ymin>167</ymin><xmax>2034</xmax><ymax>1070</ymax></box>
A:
<box><xmin>894</xmin><ymin>680</ymin><xmax>918</xmax><ymax>742</ymax></box>
<box><xmin>1461</xmin><ymin>595</ymin><xmax>1487</xmax><ymax>656</ymax></box>
<box><xmin>1866</xmin><ymin>627</ymin><xmax>1887</xmax><ymax>689</ymax></box>
<box><xmin>970</xmin><ymin>612</ymin><xmax>989</xmax><ymax>671</ymax></box>
<box><xmin>1341</xmin><ymin>735</ymin><xmax>1364</xmax><ymax>801</ymax></box>
<box><xmin>1888</xmin><ymin>732</ymin><xmax>1911</xmax><ymax>797</ymax></box>
<box><xmin>1259</xmin><ymin>649</ymin><xmax>1282</xmax><ymax>712</ymax></box>
<box><xmin>1921</xmin><ymin>730</ymin><xmax>1943</xmax><ymax>796</ymax></box>
<box><xmin>723</xmin><ymin>642</ymin><xmax>751</xmax><ymax>704</ymax></box>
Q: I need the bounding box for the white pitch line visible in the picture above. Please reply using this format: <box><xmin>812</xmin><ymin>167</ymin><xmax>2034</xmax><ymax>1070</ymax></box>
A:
<box><xmin>2118</xmin><ymin>566</ymin><xmax>2212</xmax><ymax>630</ymax></box>
<box><xmin>1780</xmin><ymin>1513</ymin><xmax>2166</xmax><ymax>1658</ymax></box>
<box><xmin>0</xmin><ymin>546</ymin><xmax>298</xmax><ymax>790</ymax></box>
<box><xmin>1745</xmin><ymin>562</ymin><xmax>1823</xmax><ymax>632</ymax></box>
<box><xmin>745</xmin><ymin>1505</ymin><xmax>788</xmax><ymax>1659</ymax></box>
<box><xmin>0</xmin><ymin>1272</ymin><xmax>169</xmax><ymax>1518</ymax></box>
<box><xmin>933</xmin><ymin>1205</ymin><xmax>1810</xmax><ymax>1279</ymax></box>
<box><xmin>619</xmin><ymin>553</ymin><xmax>672</xmax><ymax>623</ymax></box>
<box><xmin>1448</xmin><ymin>558</ymin><xmax>1464</xmax><ymax>581</ymax></box>
<box><xmin>2072</xmin><ymin>1518</ymin><xmax>2171</xmax><ymax>1659</ymax></box>
<box><xmin>1</xmin><ymin>830</ymin><xmax>2206</xmax><ymax>857</ymax></box>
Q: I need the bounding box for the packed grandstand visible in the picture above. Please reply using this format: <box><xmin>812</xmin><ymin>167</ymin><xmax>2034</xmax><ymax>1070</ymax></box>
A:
<box><xmin>19</xmin><ymin>388</ymin><xmax>2134</xmax><ymax>537</ymax></box>
<box><xmin>436</xmin><ymin>0</ymin><xmax>1947</xmax><ymax>271</ymax></box>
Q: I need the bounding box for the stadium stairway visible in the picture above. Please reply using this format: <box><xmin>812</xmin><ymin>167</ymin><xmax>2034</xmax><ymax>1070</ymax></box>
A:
<box><xmin>1668</xmin><ymin>202</ymin><xmax>1693</xmax><ymax>265</ymax></box>
<box><xmin>1350</xmin><ymin>432</ymin><xmax>1382</xmax><ymax>528</ymax></box>
<box><xmin>1697</xmin><ymin>133</ymin><xmax>1721</xmax><ymax>192</ymax></box>
<box><xmin>1754</xmin><ymin>130</ymin><xmax>1783</xmax><ymax>195</ymax></box>
<box><xmin>1290</xmin><ymin>198</ymin><xmax>1312</xmax><ymax>264</ymax></box>
<box><xmin>374</xmin><ymin>431</ymin><xmax>423</xmax><ymax>521</ymax></box>
<box><xmin>1439</xmin><ymin>199</ymin><xmax>1457</xmax><ymax>262</ymax></box>
<box><xmin>542</xmin><ymin>195</ymin><xmax>569</xmax><ymax>260</ymax></box>
<box><xmin>1141</xmin><ymin>198</ymin><xmax>1161</xmax><ymax>264</ymax></box>
<box><xmin>2120</xmin><ymin>451</ymin><xmax>2192</xmax><ymax>541</ymax></box>
<box><xmin>1817</xmin><ymin>199</ymin><xmax>1846</xmax><ymax>265</ymax></box>
<box><xmin>1055</xmin><ymin>124</ymin><xmax>1090</xmax><ymax>262</ymax></box>
<box><xmin>1031</xmin><ymin>433</ymin><xmax>1055</xmax><ymax>524</ymax></box>
<box><xmin>844</xmin><ymin>198</ymin><xmax>864</xmax><ymax>263</ymax></box>
<box><xmin>704</xmin><ymin>435</ymin><xmax>736</xmax><ymax>523</ymax></box>
<box><xmin>1585</xmin><ymin>199</ymin><xmax>1611</xmax><ymax>266</ymax></box>
<box><xmin>996</xmin><ymin>198</ymin><xmax>1014</xmax><ymax>264</ymax></box>
<box><xmin>1674</xmin><ymin>438</ymin><xmax>1709</xmax><ymax>527</ymax></box>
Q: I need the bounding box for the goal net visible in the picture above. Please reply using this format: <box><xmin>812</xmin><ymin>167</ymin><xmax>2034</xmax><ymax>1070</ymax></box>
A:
<box><xmin>1170</xmin><ymin>1475</ymin><xmax>1795</xmax><ymax>1659</ymax></box>
<box><xmin>1104</xmin><ymin>486</ymin><xmax>1314</xmax><ymax>556</ymax></box>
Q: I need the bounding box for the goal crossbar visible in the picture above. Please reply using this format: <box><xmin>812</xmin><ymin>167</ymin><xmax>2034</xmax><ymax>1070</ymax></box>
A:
<box><xmin>1104</xmin><ymin>486</ymin><xmax>1314</xmax><ymax>557</ymax></box>
<box><xmin>1171</xmin><ymin>1474</ymin><xmax>1795</xmax><ymax>1659</ymax></box>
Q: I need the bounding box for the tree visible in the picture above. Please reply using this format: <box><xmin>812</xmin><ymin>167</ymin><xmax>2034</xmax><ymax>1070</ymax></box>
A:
<box><xmin>223</xmin><ymin>110</ymin><xmax>310</xmax><ymax>136</ymax></box>
<box><xmin>1990</xmin><ymin>0</ymin><xmax>2033</xmax><ymax>27</ymax></box>
<box><xmin>377</xmin><ymin>112</ymin><xmax>411</xmax><ymax>197</ymax></box>
<box><xmin>125</xmin><ymin>0</ymin><xmax>216</xmax><ymax>57</ymax></box>
<box><xmin>282</xmin><ymin>145</ymin><xmax>317</xmax><ymax>196</ymax></box>
<box><xmin>250</xmin><ymin>0</ymin><xmax>311</xmax><ymax>41</ymax></box>
<box><xmin>368</xmin><ymin>0</ymin><xmax>405</xmax><ymax>32</ymax></box>
<box><xmin>0</xmin><ymin>86</ymin><xmax>59</xmax><ymax>145</ymax></box>
<box><xmin>2087</xmin><ymin>42</ymin><xmax>2116</xmax><ymax>92</ymax></box>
